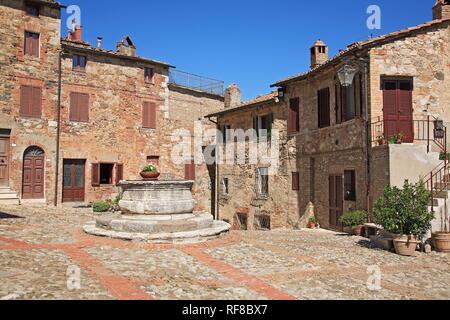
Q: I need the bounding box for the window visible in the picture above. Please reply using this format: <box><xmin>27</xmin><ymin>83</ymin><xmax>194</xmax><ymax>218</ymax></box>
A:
<box><xmin>24</xmin><ymin>32</ymin><xmax>39</xmax><ymax>57</ymax></box>
<box><xmin>255</xmin><ymin>214</ymin><xmax>271</xmax><ymax>230</ymax></box>
<box><xmin>235</xmin><ymin>213</ymin><xmax>248</xmax><ymax>231</ymax></box>
<box><xmin>318</xmin><ymin>87</ymin><xmax>330</xmax><ymax>128</ymax></box>
<box><xmin>91</xmin><ymin>163</ymin><xmax>123</xmax><ymax>186</ymax></box>
<box><xmin>292</xmin><ymin>172</ymin><xmax>300</xmax><ymax>191</ymax></box>
<box><xmin>147</xmin><ymin>156</ymin><xmax>160</xmax><ymax>166</ymax></box>
<box><xmin>253</xmin><ymin>114</ymin><xmax>273</xmax><ymax>140</ymax></box>
<box><xmin>185</xmin><ymin>161</ymin><xmax>196</xmax><ymax>181</ymax></box>
<box><xmin>25</xmin><ymin>2</ymin><xmax>40</xmax><ymax>16</ymax></box>
<box><xmin>221</xmin><ymin>178</ymin><xmax>229</xmax><ymax>195</ymax></box>
<box><xmin>220</xmin><ymin>125</ymin><xmax>232</xmax><ymax>144</ymax></box>
<box><xmin>288</xmin><ymin>98</ymin><xmax>300</xmax><ymax>133</ymax></box>
<box><xmin>257</xmin><ymin>167</ymin><xmax>269</xmax><ymax>198</ymax></box>
<box><xmin>142</xmin><ymin>102</ymin><xmax>157</xmax><ymax>129</ymax></box>
<box><xmin>20</xmin><ymin>86</ymin><xmax>41</xmax><ymax>118</ymax></box>
<box><xmin>344</xmin><ymin>170</ymin><xmax>356</xmax><ymax>201</ymax></box>
<box><xmin>336</xmin><ymin>73</ymin><xmax>363</xmax><ymax>124</ymax></box>
<box><xmin>144</xmin><ymin>67</ymin><xmax>154</xmax><ymax>83</ymax></box>
<box><xmin>70</xmin><ymin>93</ymin><xmax>89</xmax><ymax>122</ymax></box>
<box><xmin>72</xmin><ymin>55</ymin><xmax>87</xmax><ymax>71</ymax></box>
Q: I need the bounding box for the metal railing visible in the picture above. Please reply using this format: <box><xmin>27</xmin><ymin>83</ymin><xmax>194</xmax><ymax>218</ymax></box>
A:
<box><xmin>169</xmin><ymin>69</ymin><xmax>224</xmax><ymax>96</ymax></box>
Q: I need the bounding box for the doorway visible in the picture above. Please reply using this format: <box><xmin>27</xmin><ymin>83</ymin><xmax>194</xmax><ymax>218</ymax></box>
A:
<box><xmin>63</xmin><ymin>159</ymin><xmax>86</xmax><ymax>202</ymax></box>
<box><xmin>329</xmin><ymin>175</ymin><xmax>344</xmax><ymax>231</ymax></box>
<box><xmin>0</xmin><ymin>137</ymin><xmax>9</xmax><ymax>187</ymax></box>
<box><xmin>22</xmin><ymin>146</ymin><xmax>45</xmax><ymax>199</ymax></box>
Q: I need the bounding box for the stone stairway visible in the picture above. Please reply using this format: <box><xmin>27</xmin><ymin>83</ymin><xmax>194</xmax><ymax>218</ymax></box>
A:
<box><xmin>0</xmin><ymin>187</ymin><xmax>20</xmax><ymax>205</ymax></box>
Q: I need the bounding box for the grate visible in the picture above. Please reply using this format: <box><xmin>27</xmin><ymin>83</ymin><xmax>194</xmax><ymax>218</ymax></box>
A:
<box><xmin>255</xmin><ymin>214</ymin><xmax>271</xmax><ymax>231</ymax></box>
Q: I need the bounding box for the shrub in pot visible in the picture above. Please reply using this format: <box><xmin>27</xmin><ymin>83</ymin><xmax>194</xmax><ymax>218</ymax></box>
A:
<box><xmin>432</xmin><ymin>211</ymin><xmax>450</xmax><ymax>253</ymax></box>
<box><xmin>339</xmin><ymin>210</ymin><xmax>368</xmax><ymax>236</ymax></box>
<box><xmin>140</xmin><ymin>164</ymin><xmax>160</xmax><ymax>180</ymax></box>
<box><xmin>92</xmin><ymin>201</ymin><xmax>111</xmax><ymax>213</ymax></box>
<box><xmin>373</xmin><ymin>179</ymin><xmax>433</xmax><ymax>256</ymax></box>
<box><xmin>308</xmin><ymin>216</ymin><xmax>318</xmax><ymax>229</ymax></box>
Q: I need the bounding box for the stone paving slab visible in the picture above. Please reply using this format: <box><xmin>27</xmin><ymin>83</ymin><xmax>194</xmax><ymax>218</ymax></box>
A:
<box><xmin>0</xmin><ymin>205</ymin><xmax>449</xmax><ymax>300</ymax></box>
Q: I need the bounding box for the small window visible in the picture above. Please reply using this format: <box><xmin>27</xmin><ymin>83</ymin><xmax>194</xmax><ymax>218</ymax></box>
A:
<box><xmin>25</xmin><ymin>2</ymin><xmax>40</xmax><ymax>17</ymax></box>
<box><xmin>255</xmin><ymin>214</ymin><xmax>271</xmax><ymax>231</ymax></box>
<box><xmin>344</xmin><ymin>170</ymin><xmax>356</xmax><ymax>201</ymax></box>
<box><xmin>72</xmin><ymin>55</ymin><xmax>87</xmax><ymax>71</ymax></box>
<box><xmin>99</xmin><ymin>163</ymin><xmax>114</xmax><ymax>185</ymax></box>
<box><xmin>24</xmin><ymin>32</ymin><xmax>39</xmax><ymax>57</ymax></box>
<box><xmin>147</xmin><ymin>156</ymin><xmax>160</xmax><ymax>166</ymax></box>
<box><xmin>235</xmin><ymin>213</ymin><xmax>248</xmax><ymax>231</ymax></box>
<box><xmin>292</xmin><ymin>172</ymin><xmax>300</xmax><ymax>191</ymax></box>
<box><xmin>257</xmin><ymin>167</ymin><xmax>269</xmax><ymax>198</ymax></box>
<box><xmin>221</xmin><ymin>178</ymin><xmax>229</xmax><ymax>195</ymax></box>
<box><xmin>144</xmin><ymin>67</ymin><xmax>154</xmax><ymax>83</ymax></box>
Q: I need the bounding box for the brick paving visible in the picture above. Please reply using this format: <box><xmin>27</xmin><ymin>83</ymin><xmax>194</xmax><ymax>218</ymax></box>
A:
<box><xmin>0</xmin><ymin>205</ymin><xmax>449</xmax><ymax>300</ymax></box>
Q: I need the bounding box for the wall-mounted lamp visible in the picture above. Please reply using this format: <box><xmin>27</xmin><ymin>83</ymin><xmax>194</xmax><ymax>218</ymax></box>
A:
<box><xmin>337</xmin><ymin>64</ymin><xmax>357</xmax><ymax>87</ymax></box>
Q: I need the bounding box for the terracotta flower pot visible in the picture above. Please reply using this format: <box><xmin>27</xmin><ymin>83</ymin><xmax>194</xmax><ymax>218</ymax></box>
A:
<box><xmin>392</xmin><ymin>235</ymin><xmax>419</xmax><ymax>256</ymax></box>
<box><xmin>140</xmin><ymin>171</ymin><xmax>160</xmax><ymax>181</ymax></box>
<box><xmin>353</xmin><ymin>225</ymin><xmax>363</xmax><ymax>237</ymax></box>
<box><xmin>308</xmin><ymin>222</ymin><xmax>317</xmax><ymax>229</ymax></box>
<box><xmin>432</xmin><ymin>232</ymin><xmax>450</xmax><ymax>253</ymax></box>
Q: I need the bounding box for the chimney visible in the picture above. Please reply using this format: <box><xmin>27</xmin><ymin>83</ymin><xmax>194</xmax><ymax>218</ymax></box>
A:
<box><xmin>310</xmin><ymin>39</ymin><xmax>328</xmax><ymax>69</ymax></box>
<box><xmin>224</xmin><ymin>84</ymin><xmax>241</xmax><ymax>109</ymax></box>
<box><xmin>116</xmin><ymin>36</ymin><xmax>136</xmax><ymax>57</ymax></box>
<box><xmin>97</xmin><ymin>37</ymin><xmax>103</xmax><ymax>48</ymax></box>
<box><xmin>67</xmin><ymin>25</ymin><xmax>82</xmax><ymax>42</ymax></box>
<box><xmin>433</xmin><ymin>0</ymin><xmax>450</xmax><ymax>20</ymax></box>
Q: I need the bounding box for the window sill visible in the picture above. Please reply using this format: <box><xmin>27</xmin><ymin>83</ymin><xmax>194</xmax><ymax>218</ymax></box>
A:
<box><xmin>72</xmin><ymin>69</ymin><xmax>87</xmax><ymax>74</ymax></box>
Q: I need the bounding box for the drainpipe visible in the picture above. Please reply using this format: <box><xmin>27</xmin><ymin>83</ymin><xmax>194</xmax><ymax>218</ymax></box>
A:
<box><xmin>206</xmin><ymin>116</ymin><xmax>219</xmax><ymax>220</ymax></box>
<box><xmin>54</xmin><ymin>51</ymin><xmax>63</xmax><ymax>206</ymax></box>
<box><xmin>361</xmin><ymin>55</ymin><xmax>372</xmax><ymax>222</ymax></box>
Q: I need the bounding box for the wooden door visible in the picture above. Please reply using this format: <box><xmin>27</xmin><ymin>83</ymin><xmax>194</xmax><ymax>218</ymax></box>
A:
<box><xmin>383</xmin><ymin>79</ymin><xmax>414</xmax><ymax>143</ymax></box>
<box><xmin>63</xmin><ymin>159</ymin><xmax>86</xmax><ymax>202</ymax></box>
<box><xmin>0</xmin><ymin>137</ymin><xmax>9</xmax><ymax>186</ymax></box>
<box><xmin>22</xmin><ymin>147</ymin><xmax>45</xmax><ymax>199</ymax></box>
<box><xmin>329</xmin><ymin>175</ymin><xmax>344</xmax><ymax>231</ymax></box>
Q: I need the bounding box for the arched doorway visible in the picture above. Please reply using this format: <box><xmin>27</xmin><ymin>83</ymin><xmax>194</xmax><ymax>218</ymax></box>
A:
<box><xmin>22</xmin><ymin>146</ymin><xmax>45</xmax><ymax>199</ymax></box>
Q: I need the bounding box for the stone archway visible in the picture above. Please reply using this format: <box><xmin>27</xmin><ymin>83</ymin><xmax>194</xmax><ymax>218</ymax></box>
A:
<box><xmin>22</xmin><ymin>146</ymin><xmax>45</xmax><ymax>199</ymax></box>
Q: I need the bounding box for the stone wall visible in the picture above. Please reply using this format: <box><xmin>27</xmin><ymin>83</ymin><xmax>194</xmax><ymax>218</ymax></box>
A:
<box><xmin>0</xmin><ymin>0</ymin><xmax>61</xmax><ymax>203</ymax></box>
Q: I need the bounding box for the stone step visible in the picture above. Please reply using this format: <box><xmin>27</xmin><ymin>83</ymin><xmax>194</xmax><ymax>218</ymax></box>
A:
<box><xmin>0</xmin><ymin>192</ymin><xmax>18</xmax><ymax>199</ymax></box>
<box><xmin>0</xmin><ymin>198</ymin><xmax>20</xmax><ymax>205</ymax></box>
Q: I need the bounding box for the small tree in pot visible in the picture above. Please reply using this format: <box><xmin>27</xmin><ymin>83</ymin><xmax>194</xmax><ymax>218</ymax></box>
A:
<box><xmin>373</xmin><ymin>179</ymin><xmax>433</xmax><ymax>256</ymax></box>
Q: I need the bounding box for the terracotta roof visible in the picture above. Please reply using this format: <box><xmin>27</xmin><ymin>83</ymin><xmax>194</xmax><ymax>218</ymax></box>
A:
<box><xmin>30</xmin><ymin>0</ymin><xmax>65</xmax><ymax>8</ymax></box>
<box><xmin>272</xmin><ymin>18</ymin><xmax>450</xmax><ymax>87</ymax></box>
<box><xmin>61</xmin><ymin>40</ymin><xmax>173</xmax><ymax>68</ymax></box>
<box><xmin>206</xmin><ymin>91</ymin><xmax>279</xmax><ymax>118</ymax></box>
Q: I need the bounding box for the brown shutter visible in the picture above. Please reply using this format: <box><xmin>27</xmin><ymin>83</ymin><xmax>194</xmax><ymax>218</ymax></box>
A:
<box><xmin>115</xmin><ymin>163</ymin><xmax>123</xmax><ymax>185</ymax></box>
<box><xmin>318</xmin><ymin>88</ymin><xmax>330</xmax><ymax>128</ymax></box>
<box><xmin>142</xmin><ymin>102</ymin><xmax>149</xmax><ymax>128</ymax></box>
<box><xmin>292</xmin><ymin>172</ymin><xmax>300</xmax><ymax>191</ymax></box>
<box><xmin>80</xmin><ymin>94</ymin><xmax>89</xmax><ymax>122</ymax></box>
<box><xmin>70</xmin><ymin>93</ymin><xmax>78</xmax><ymax>121</ymax></box>
<box><xmin>31</xmin><ymin>87</ymin><xmax>42</xmax><ymax>117</ymax></box>
<box><xmin>354</xmin><ymin>73</ymin><xmax>362</xmax><ymax>117</ymax></box>
<box><xmin>20</xmin><ymin>86</ymin><xmax>31</xmax><ymax>116</ymax></box>
<box><xmin>25</xmin><ymin>32</ymin><xmax>31</xmax><ymax>55</ymax></box>
<box><xmin>149</xmin><ymin>102</ymin><xmax>156</xmax><ymax>129</ymax></box>
<box><xmin>335</xmin><ymin>83</ymin><xmax>342</xmax><ymax>124</ymax></box>
<box><xmin>289</xmin><ymin>98</ymin><xmax>299</xmax><ymax>133</ymax></box>
<box><xmin>341</xmin><ymin>85</ymin><xmax>347</xmax><ymax>122</ymax></box>
<box><xmin>91</xmin><ymin>163</ymin><xmax>100</xmax><ymax>187</ymax></box>
<box><xmin>185</xmin><ymin>162</ymin><xmax>195</xmax><ymax>180</ymax></box>
<box><xmin>32</xmin><ymin>33</ymin><xmax>39</xmax><ymax>57</ymax></box>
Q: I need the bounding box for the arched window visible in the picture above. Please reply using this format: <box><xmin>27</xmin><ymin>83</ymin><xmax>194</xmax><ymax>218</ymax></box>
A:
<box><xmin>24</xmin><ymin>146</ymin><xmax>44</xmax><ymax>157</ymax></box>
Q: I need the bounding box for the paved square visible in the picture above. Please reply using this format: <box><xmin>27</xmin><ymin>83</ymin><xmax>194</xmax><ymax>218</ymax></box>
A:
<box><xmin>0</xmin><ymin>205</ymin><xmax>449</xmax><ymax>300</ymax></box>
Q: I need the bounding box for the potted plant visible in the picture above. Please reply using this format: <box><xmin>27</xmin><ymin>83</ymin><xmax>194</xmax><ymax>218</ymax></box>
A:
<box><xmin>339</xmin><ymin>210</ymin><xmax>368</xmax><ymax>236</ymax></box>
<box><xmin>140</xmin><ymin>164</ymin><xmax>160</xmax><ymax>181</ymax></box>
<box><xmin>373</xmin><ymin>179</ymin><xmax>434</xmax><ymax>256</ymax></box>
<box><xmin>394</xmin><ymin>133</ymin><xmax>404</xmax><ymax>144</ymax></box>
<box><xmin>377</xmin><ymin>135</ymin><xmax>387</xmax><ymax>146</ymax></box>
<box><xmin>308</xmin><ymin>216</ymin><xmax>318</xmax><ymax>229</ymax></box>
<box><xmin>431</xmin><ymin>202</ymin><xmax>450</xmax><ymax>252</ymax></box>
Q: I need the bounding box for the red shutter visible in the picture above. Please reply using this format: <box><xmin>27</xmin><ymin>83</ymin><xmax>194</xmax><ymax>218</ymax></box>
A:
<box><xmin>20</xmin><ymin>86</ymin><xmax>32</xmax><ymax>117</ymax></box>
<box><xmin>142</xmin><ymin>102</ymin><xmax>149</xmax><ymax>128</ymax></box>
<box><xmin>31</xmin><ymin>87</ymin><xmax>42</xmax><ymax>117</ymax></box>
<box><xmin>32</xmin><ymin>33</ymin><xmax>39</xmax><ymax>57</ymax></box>
<box><xmin>354</xmin><ymin>73</ymin><xmax>362</xmax><ymax>117</ymax></box>
<box><xmin>80</xmin><ymin>94</ymin><xmax>89</xmax><ymax>122</ymax></box>
<box><xmin>289</xmin><ymin>98</ymin><xmax>299</xmax><ymax>133</ymax></box>
<box><xmin>149</xmin><ymin>102</ymin><xmax>156</xmax><ymax>129</ymax></box>
<box><xmin>292</xmin><ymin>172</ymin><xmax>300</xmax><ymax>191</ymax></box>
<box><xmin>115</xmin><ymin>163</ymin><xmax>123</xmax><ymax>185</ymax></box>
<box><xmin>185</xmin><ymin>162</ymin><xmax>195</xmax><ymax>180</ymax></box>
<box><xmin>70</xmin><ymin>93</ymin><xmax>78</xmax><ymax>121</ymax></box>
<box><xmin>91</xmin><ymin>163</ymin><xmax>100</xmax><ymax>187</ymax></box>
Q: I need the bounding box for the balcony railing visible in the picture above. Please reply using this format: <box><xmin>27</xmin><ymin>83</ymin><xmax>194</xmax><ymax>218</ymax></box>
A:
<box><xmin>169</xmin><ymin>69</ymin><xmax>224</xmax><ymax>96</ymax></box>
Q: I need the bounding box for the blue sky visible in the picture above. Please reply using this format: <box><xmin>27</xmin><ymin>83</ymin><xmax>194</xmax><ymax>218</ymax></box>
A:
<box><xmin>62</xmin><ymin>0</ymin><xmax>434</xmax><ymax>101</ymax></box>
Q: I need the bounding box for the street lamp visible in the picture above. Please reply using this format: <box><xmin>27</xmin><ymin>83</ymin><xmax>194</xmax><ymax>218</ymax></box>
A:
<box><xmin>337</xmin><ymin>64</ymin><xmax>357</xmax><ymax>87</ymax></box>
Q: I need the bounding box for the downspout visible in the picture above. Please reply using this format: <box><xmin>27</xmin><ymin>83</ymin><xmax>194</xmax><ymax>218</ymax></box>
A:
<box><xmin>54</xmin><ymin>50</ymin><xmax>63</xmax><ymax>206</ymax></box>
<box><xmin>362</xmin><ymin>55</ymin><xmax>372</xmax><ymax>222</ymax></box>
<box><xmin>207</xmin><ymin>116</ymin><xmax>219</xmax><ymax>220</ymax></box>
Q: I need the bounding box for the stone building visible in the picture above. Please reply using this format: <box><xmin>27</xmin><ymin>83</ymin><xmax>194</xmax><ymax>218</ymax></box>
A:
<box><xmin>0</xmin><ymin>0</ymin><xmax>224</xmax><ymax>211</ymax></box>
<box><xmin>208</xmin><ymin>1</ymin><xmax>450</xmax><ymax>231</ymax></box>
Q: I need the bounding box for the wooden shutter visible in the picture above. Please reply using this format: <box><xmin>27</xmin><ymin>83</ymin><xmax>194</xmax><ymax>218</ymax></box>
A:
<box><xmin>185</xmin><ymin>162</ymin><xmax>195</xmax><ymax>180</ymax></box>
<box><xmin>253</xmin><ymin>116</ymin><xmax>259</xmax><ymax>138</ymax></box>
<box><xmin>31</xmin><ymin>33</ymin><xmax>39</xmax><ymax>57</ymax></box>
<box><xmin>335</xmin><ymin>83</ymin><xmax>342</xmax><ymax>124</ymax></box>
<box><xmin>289</xmin><ymin>98</ymin><xmax>299</xmax><ymax>133</ymax></box>
<box><xmin>115</xmin><ymin>163</ymin><xmax>123</xmax><ymax>185</ymax></box>
<box><xmin>354</xmin><ymin>73</ymin><xmax>362</xmax><ymax>117</ymax></box>
<box><xmin>91</xmin><ymin>163</ymin><xmax>100</xmax><ymax>187</ymax></box>
<box><xmin>292</xmin><ymin>172</ymin><xmax>300</xmax><ymax>191</ymax></box>
<box><xmin>267</xmin><ymin>113</ymin><xmax>274</xmax><ymax>138</ymax></box>
<box><xmin>143</xmin><ymin>102</ymin><xmax>156</xmax><ymax>129</ymax></box>
<box><xmin>31</xmin><ymin>87</ymin><xmax>42</xmax><ymax>117</ymax></box>
<box><xmin>20</xmin><ymin>86</ymin><xmax>32</xmax><ymax>117</ymax></box>
<box><xmin>142</xmin><ymin>102</ymin><xmax>149</xmax><ymax>128</ymax></box>
<box><xmin>318</xmin><ymin>88</ymin><xmax>330</xmax><ymax>128</ymax></box>
<box><xmin>70</xmin><ymin>93</ymin><xmax>78</xmax><ymax>121</ymax></box>
<box><xmin>80</xmin><ymin>94</ymin><xmax>89</xmax><ymax>122</ymax></box>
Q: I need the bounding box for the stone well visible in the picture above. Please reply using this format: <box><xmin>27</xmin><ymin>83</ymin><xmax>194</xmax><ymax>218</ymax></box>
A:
<box><xmin>84</xmin><ymin>180</ymin><xmax>230</xmax><ymax>244</ymax></box>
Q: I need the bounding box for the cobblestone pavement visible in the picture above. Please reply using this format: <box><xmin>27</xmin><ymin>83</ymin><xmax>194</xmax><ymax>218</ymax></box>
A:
<box><xmin>0</xmin><ymin>205</ymin><xmax>449</xmax><ymax>300</ymax></box>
